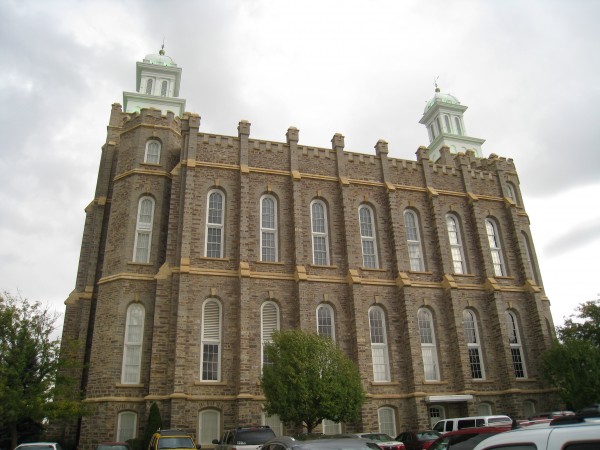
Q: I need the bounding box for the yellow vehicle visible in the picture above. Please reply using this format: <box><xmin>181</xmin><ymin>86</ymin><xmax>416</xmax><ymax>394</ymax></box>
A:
<box><xmin>148</xmin><ymin>429</ymin><xmax>199</xmax><ymax>450</ymax></box>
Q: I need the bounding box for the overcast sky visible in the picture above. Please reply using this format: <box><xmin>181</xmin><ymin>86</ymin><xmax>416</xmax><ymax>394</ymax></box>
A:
<box><xmin>1</xmin><ymin>0</ymin><xmax>599</xmax><ymax>334</ymax></box>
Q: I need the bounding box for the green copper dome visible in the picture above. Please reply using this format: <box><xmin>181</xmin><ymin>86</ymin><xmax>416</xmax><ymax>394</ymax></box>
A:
<box><xmin>424</xmin><ymin>88</ymin><xmax>460</xmax><ymax>113</ymax></box>
<box><xmin>143</xmin><ymin>46</ymin><xmax>177</xmax><ymax>67</ymax></box>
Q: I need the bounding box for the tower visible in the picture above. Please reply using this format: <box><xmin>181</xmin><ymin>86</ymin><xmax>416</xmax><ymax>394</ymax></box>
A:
<box><xmin>419</xmin><ymin>84</ymin><xmax>485</xmax><ymax>162</ymax></box>
<box><xmin>123</xmin><ymin>45</ymin><xmax>186</xmax><ymax>116</ymax></box>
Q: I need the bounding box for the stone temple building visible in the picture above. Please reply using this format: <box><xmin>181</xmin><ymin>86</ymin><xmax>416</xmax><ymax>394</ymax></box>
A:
<box><xmin>58</xmin><ymin>47</ymin><xmax>558</xmax><ymax>449</ymax></box>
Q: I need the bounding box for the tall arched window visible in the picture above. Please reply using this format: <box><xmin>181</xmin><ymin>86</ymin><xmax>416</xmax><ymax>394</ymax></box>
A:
<box><xmin>505</xmin><ymin>182</ymin><xmax>517</xmax><ymax>204</ymax></box>
<box><xmin>310</xmin><ymin>200</ymin><xmax>330</xmax><ymax>265</ymax></box>
<box><xmin>506</xmin><ymin>311</ymin><xmax>527</xmax><ymax>378</ymax></box>
<box><xmin>145</xmin><ymin>78</ymin><xmax>153</xmax><ymax>95</ymax></box>
<box><xmin>463</xmin><ymin>309</ymin><xmax>485</xmax><ymax>379</ymax></box>
<box><xmin>359</xmin><ymin>205</ymin><xmax>379</xmax><ymax>269</ymax></box>
<box><xmin>144</xmin><ymin>140</ymin><xmax>161</xmax><ymax>164</ymax></box>
<box><xmin>368</xmin><ymin>306</ymin><xmax>390</xmax><ymax>382</ymax></box>
<box><xmin>201</xmin><ymin>299</ymin><xmax>222</xmax><ymax>381</ymax></box>
<box><xmin>485</xmin><ymin>218</ymin><xmax>506</xmax><ymax>276</ymax></box>
<box><xmin>418</xmin><ymin>308</ymin><xmax>440</xmax><ymax>381</ymax></box>
<box><xmin>198</xmin><ymin>409</ymin><xmax>220</xmax><ymax>446</ymax></box>
<box><xmin>378</xmin><ymin>407</ymin><xmax>397</xmax><ymax>437</ymax></box>
<box><xmin>446</xmin><ymin>214</ymin><xmax>466</xmax><ymax>274</ymax></box>
<box><xmin>478</xmin><ymin>403</ymin><xmax>493</xmax><ymax>416</ymax></box>
<box><xmin>133</xmin><ymin>196</ymin><xmax>155</xmax><ymax>263</ymax></box>
<box><xmin>454</xmin><ymin>117</ymin><xmax>463</xmax><ymax>136</ymax></box>
<box><xmin>260</xmin><ymin>195</ymin><xmax>278</xmax><ymax>262</ymax></box>
<box><xmin>521</xmin><ymin>232</ymin><xmax>538</xmax><ymax>284</ymax></box>
<box><xmin>261</xmin><ymin>301</ymin><xmax>280</xmax><ymax>367</ymax></box>
<box><xmin>117</xmin><ymin>411</ymin><xmax>137</xmax><ymax>442</ymax></box>
<box><xmin>316</xmin><ymin>304</ymin><xmax>335</xmax><ymax>340</ymax></box>
<box><xmin>444</xmin><ymin>115</ymin><xmax>452</xmax><ymax>134</ymax></box>
<box><xmin>121</xmin><ymin>303</ymin><xmax>145</xmax><ymax>384</ymax></box>
<box><xmin>263</xmin><ymin>413</ymin><xmax>283</xmax><ymax>436</ymax></box>
<box><xmin>160</xmin><ymin>80</ymin><xmax>168</xmax><ymax>96</ymax></box>
<box><xmin>205</xmin><ymin>190</ymin><xmax>225</xmax><ymax>258</ymax></box>
<box><xmin>322</xmin><ymin>420</ymin><xmax>341</xmax><ymax>435</ymax></box>
<box><xmin>523</xmin><ymin>400</ymin><xmax>536</xmax><ymax>418</ymax></box>
<box><xmin>404</xmin><ymin>209</ymin><xmax>425</xmax><ymax>271</ymax></box>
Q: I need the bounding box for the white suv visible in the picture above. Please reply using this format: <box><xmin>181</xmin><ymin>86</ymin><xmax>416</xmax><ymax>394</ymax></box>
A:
<box><xmin>472</xmin><ymin>417</ymin><xmax>600</xmax><ymax>450</ymax></box>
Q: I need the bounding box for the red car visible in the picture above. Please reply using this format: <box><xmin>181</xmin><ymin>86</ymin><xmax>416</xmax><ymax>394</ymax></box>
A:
<box><xmin>426</xmin><ymin>426</ymin><xmax>511</xmax><ymax>450</ymax></box>
<box><xmin>395</xmin><ymin>431</ymin><xmax>441</xmax><ymax>450</ymax></box>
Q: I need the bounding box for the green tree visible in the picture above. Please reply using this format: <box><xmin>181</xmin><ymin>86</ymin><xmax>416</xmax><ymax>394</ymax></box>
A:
<box><xmin>542</xmin><ymin>298</ymin><xmax>600</xmax><ymax>410</ymax></box>
<box><xmin>260</xmin><ymin>329</ymin><xmax>365</xmax><ymax>433</ymax></box>
<box><xmin>0</xmin><ymin>292</ymin><xmax>83</xmax><ymax>450</ymax></box>
<box><xmin>144</xmin><ymin>403</ymin><xmax>162</xmax><ymax>450</ymax></box>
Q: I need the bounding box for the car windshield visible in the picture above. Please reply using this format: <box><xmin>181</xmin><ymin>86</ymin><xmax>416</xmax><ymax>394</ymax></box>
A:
<box><xmin>235</xmin><ymin>430</ymin><xmax>275</xmax><ymax>445</ymax></box>
<box><xmin>361</xmin><ymin>434</ymin><xmax>394</xmax><ymax>442</ymax></box>
<box><xmin>18</xmin><ymin>446</ymin><xmax>55</xmax><ymax>450</ymax></box>
<box><xmin>97</xmin><ymin>446</ymin><xmax>129</xmax><ymax>450</ymax></box>
<box><xmin>429</xmin><ymin>433</ymin><xmax>498</xmax><ymax>450</ymax></box>
<box><xmin>417</xmin><ymin>432</ymin><xmax>439</xmax><ymax>440</ymax></box>
<box><xmin>158</xmin><ymin>437</ymin><xmax>194</xmax><ymax>449</ymax></box>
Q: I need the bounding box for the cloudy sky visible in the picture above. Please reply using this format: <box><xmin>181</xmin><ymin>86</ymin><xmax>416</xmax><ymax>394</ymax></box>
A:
<box><xmin>1</xmin><ymin>0</ymin><xmax>599</xmax><ymax>333</ymax></box>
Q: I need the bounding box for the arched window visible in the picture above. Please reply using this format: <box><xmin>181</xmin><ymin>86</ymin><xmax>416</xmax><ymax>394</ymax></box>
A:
<box><xmin>261</xmin><ymin>301</ymin><xmax>280</xmax><ymax>368</ymax></box>
<box><xmin>160</xmin><ymin>80</ymin><xmax>168</xmax><ymax>96</ymax></box>
<box><xmin>359</xmin><ymin>205</ymin><xmax>379</xmax><ymax>269</ymax></box>
<box><xmin>505</xmin><ymin>182</ymin><xmax>517</xmax><ymax>204</ymax></box>
<box><xmin>205</xmin><ymin>190</ymin><xmax>225</xmax><ymax>258</ymax></box>
<box><xmin>322</xmin><ymin>420</ymin><xmax>341</xmax><ymax>435</ymax></box>
<box><xmin>523</xmin><ymin>400</ymin><xmax>536</xmax><ymax>418</ymax></box>
<box><xmin>454</xmin><ymin>117</ymin><xmax>463</xmax><ymax>136</ymax></box>
<box><xmin>418</xmin><ymin>308</ymin><xmax>440</xmax><ymax>381</ymax></box>
<box><xmin>310</xmin><ymin>200</ymin><xmax>330</xmax><ymax>265</ymax></box>
<box><xmin>145</xmin><ymin>78</ymin><xmax>153</xmax><ymax>95</ymax></box>
<box><xmin>144</xmin><ymin>140</ymin><xmax>161</xmax><ymax>164</ymax></box>
<box><xmin>316</xmin><ymin>304</ymin><xmax>335</xmax><ymax>340</ymax></box>
<box><xmin>436</xmin><ymin>117</ymin><xmax>443</xmax><ymax>136</ymax></box>
<box><xmin>368</xmin><ymin>306</ymin><xmax>390</xmax><ymax>382</ymax></box>
<box><xmin>200</xmin><ymin>299</ymin><xmax>222</xmax><ymax>381</ymax></box>
<box><xmin>378</xmin><ymin>407</ymin><xmax>397</xmax><ymax>437</ymax></box>
<box><xmin>263</xmin><ymin>413</ymin><xmax>283</xmax><ymax>436</ymax></box>
<box><xmin>478</xmin><ymin>403</ymin><xmax>493</xmax><ymax>416</ymax></box>
<box><xmin>485</xmin><ymin>218</ymin><xmax>506</xmax><ymax>276</ymax></box>
<box><xmin>521</xmin><ymin>232</ymin><xmax>538</xmax><ymax>284</ymax></box>
<box><xmin>117</xmin><ymin>411</ymin><xmax>137</xmax><ymax>442</ymax></box>
<box><xmin>404</xmin><ymin>210</ymin><xmax>425</xmax><ymax>271</ymax></box>
<box><xmin>429</xmin><ymin>406</ymin><xmax>445</xmax><ymax>429</ymax></box>
<box><xmin>506</xmin><ymin>311</ymin><xmax>527</xmax><ymax>378</ymax></box>
<box><xmin>198</xmin><ymin>409</ymin><xmax>220</xmax><ymax>446</ymax></box>
<box><xmin>463</xmin><ymin>309</ymin><xmax>485</xmax><ymax>379</ymax></box>
<box><xmin>121</xmin><ymin>303</ymin><xmax>145</xmax><ymax>384</ymax></box>
<box><xmin>260</xmin><ymin>195</ymin><xmax>278</xmax><ymax>262</ymax></box>
<box><xmin>133</xmin><ymin>196</ymin><xmax>155</xmax><ymax>263</ymax></box>
<box><xmin>444</xmin><ymin>115</ymin><xmax>452</xmax><ymax>134</ymax></box>
<box><xmin>446</xmin><ymin>214</ymin><xmax>466</xmax><ymax>274</ymax></box>
<box><xmin>430</xmin><ymin>124</ymin><xmax>437</xmax><ymax>140</ymax></box>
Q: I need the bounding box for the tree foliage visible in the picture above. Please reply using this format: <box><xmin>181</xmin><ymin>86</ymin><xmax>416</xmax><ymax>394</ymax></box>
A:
<box><xmin>542</xmin><ymin>298</ymin><xmax>600</xmax><ymax>410</ymax></box>
<box><xmin>144</xmin><ymin>403</ymin><xmax>162</xmax><ymax>450</ymax></box>
<box><xmin>0</xmin><ymin>291</ymin><xmax>83</xmax><ymax>449</ymax></box>
<box><xmin>260</xmin><ymin>329</ymin><xmax>365</xmax><ymax>433</ymax></box>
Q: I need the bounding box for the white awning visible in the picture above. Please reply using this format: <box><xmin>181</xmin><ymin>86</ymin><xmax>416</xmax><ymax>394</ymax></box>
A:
<box><xmin>426</xmin><ymin>395</ymin><xmax>474</xmax><ymax>403</ymax></box>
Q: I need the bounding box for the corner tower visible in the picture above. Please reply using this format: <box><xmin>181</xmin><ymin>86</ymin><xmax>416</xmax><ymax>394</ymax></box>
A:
<box><xmin>419</xmin><ymin>84</ymin><xmax>485</xmax><ymax>162</ymax></box>
<box><xmin>123</xmin><ymin>45</ymin><xmax>186</xmax><ymax>116</ymax></box>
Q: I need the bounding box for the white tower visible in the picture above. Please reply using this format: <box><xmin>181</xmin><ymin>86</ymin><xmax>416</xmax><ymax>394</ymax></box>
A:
<box><xmin>419</xmin><ymin>84</ymin><xmax>485</xmax><ymax>162</ymax></box>
<box><xmin>123</xmin><ymin>45</ymin><xmax>186</xmax><ymax>116</ymax></box>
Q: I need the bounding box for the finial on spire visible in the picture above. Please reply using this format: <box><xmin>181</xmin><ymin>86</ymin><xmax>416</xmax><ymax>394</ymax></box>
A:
<box><xmin>159</xmin><ymin>38</ymin><xmax>165</xmax><ymax>56</ymax></box>
<box><xmin>434</xmin><ymin>76</ymin><xmax>440</xmax><ymax>92</ymax></box>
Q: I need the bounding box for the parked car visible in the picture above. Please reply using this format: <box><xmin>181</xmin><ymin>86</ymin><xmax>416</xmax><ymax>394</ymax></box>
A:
<box><xmin>95</xmin><ymin>442</ymin><xmax>132</xmax><ymax>450</ymax></box>
<box><xmin>148</xmin><ymin>429</ymin><xmax>198</xmax><ymax>450</ymax></box>
<box><xmin>395</xmin><ymin>431</ymin><xmax>441</xmax><ymax>450</ymax></box>
<box><xmin>214</xmin><ymin>426</ymin><xmax>276</xmax><ymax>450</ymax></box>
<box><xmin>472</xmin><ymin>416</ymin><xmax>600</xmax><ymax>450</ymax></box>
<box><xmin>347</xmin><ymin>433</ymin><xmax>405</xmax><ymax>450</ymax></box>
<box><xmin>432</xmin><ymin>415</ymin><xmax>512</xmax><ymax>433</ymax></box>
<box><xmin>427</xmin><ymin>426</ymin><xmax>512</xmax><ymax>450</ymax></box>
<box><xmin>15</xmin><ymin>443</ymin><xmax>63</xmax><ymax>450</ymax></box>
<box><xmin>262</xmin><ymin>436</ymin><xmax>382</xmax><ymax>449</ymax></box>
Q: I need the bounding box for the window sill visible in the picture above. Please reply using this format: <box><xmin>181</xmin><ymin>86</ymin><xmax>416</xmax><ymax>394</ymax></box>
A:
<box><xmin>408</xmin><ymin>270</ymin><xmax>433</xmax><ymax>275</ymax></box>
<box><xmin>194</xmin><ymin>381</ymin><xmax>227</xmax><ymax>386</ymax></box>
<box><xmin>309</xmin><ymin>264</ymin><xmax>339</xmax><ymax>269</ymax></box>
<box><xmin>127</xmin><ymin>261</ymin><xmax>153</xmax><ymax>266</ymax></box>
<box><xmin>256</xmin><ymin>260</ymin><xmax>285</xmax><ymax>266</ymax></box>
<box><xmin>360</xmin><ymin>267</ymin><xmax>386</xmax><ymax>272</ymax></box>
<box><xmin>423</xmin><ymin>380</ymin><xmax>447</xmax><ymax>385</ymax></box>
<box><xmin>115</xmin><ymin>383</ymin><xmax>145</xmax><ymax>388</ymax></box>
<box><xmin>370</xmin><ymin>381</ymin><xmax>400</xmax><ymax>386</ymax></box>
<box><xmin>451</xmin><ymin>272</ymin><xmax>475</xmax><ymax>277</ymax></box>
<box><xmin>141</xmin><ymin>162</ymin><xmax>161</xmax><ymax>167</ymax></box>
<box><xmin>199</xmin><ymin>256</ymin><xmax>231</xmax><ymax>262</ymax></box>
<box><xmin>495</xmin><ymin>275</ymin><xmax>515</xmax><ymax>280</ymax></box>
